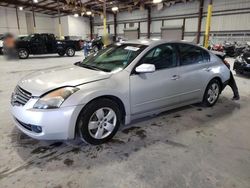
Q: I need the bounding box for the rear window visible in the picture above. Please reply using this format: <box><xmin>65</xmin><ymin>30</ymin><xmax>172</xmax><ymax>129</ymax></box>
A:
<box><xmin>178</xmin><ymin>44</ymin><xmax>210</xmax><ymax>66</ymax></box>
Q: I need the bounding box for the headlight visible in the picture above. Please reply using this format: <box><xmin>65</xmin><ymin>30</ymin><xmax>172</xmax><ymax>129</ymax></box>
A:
<box><xmin>33</xmin><ymin>87</ymin><xmax>79</xmax><ymax>109</ymax></box>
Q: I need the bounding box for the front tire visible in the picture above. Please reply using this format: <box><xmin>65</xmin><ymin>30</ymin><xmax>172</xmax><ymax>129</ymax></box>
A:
<box><xmin>58</xmin><ymin>51</ymin><xmax>65</xmax><ymax>56</ymax></box>
<box><xmin>77</xmin><ymin>98</ymin><xmax>122</xmax><ymax>145</ymax></box>
<box><xmin>18</xmin><ymin>48</ymin><xmax>29</xmax><ymax>59</ymax></box>
<box><xmin>66</xmin><ymin>47</ymin><xmax>75</xmax><ymax>57</ymax></box>
<box><xmin>202</xmin><ymin>79</ymin><xmax>221</xmax><ymax>107</ymax></box>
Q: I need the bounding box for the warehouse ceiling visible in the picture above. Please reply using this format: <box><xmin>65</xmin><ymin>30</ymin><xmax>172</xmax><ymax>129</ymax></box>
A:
<box><xmin>0</xmin><ymin>0</ymin><xmax>193</xmax><ymax>16</ymax></box>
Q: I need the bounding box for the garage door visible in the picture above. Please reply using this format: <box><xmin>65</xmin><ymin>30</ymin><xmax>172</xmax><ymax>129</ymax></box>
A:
<box><xmin>124</xmin><ymin>28</ymin><xmax>139</xmax><ymax>40</ymax></box>
<box><xmin>161</xmin><ymin>26</ymin><xmax>183</xmax><ymax>40</ymax></box>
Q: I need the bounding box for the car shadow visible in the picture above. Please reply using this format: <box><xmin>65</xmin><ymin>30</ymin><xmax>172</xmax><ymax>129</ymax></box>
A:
<box><xmin>1</xmin><ymin>96</ymin><xmax>242</xmax><ymax>179</ymax></box>
<box><xmin>234</xmin><ymin>73</ymin><xmax>250</xmax><ymax>79</ymax></box>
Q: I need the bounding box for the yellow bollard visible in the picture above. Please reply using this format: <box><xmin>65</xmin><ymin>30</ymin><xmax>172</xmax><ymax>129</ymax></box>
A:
<box><xmin>204</xmin><ymin>1</ymin><xmax>213</xmax><ymax>48</ymax></box>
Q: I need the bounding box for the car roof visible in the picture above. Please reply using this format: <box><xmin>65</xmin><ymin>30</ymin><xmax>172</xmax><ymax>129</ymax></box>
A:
<box><xmin>122</xmin><ymin>39</ymin><xmax>202</xmax><ymax>47</ymax></box>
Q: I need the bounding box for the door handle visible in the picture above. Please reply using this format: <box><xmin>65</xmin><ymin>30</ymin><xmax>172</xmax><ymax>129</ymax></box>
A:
<box><xmin>171</xmin><ymin>75</ymin><xmax>180</xmax><ymax>80</ymax></box>
<box><xmin>203</xmin><ymin>67</ymin><xmax>212</xmax><ymax>72</ymax></box>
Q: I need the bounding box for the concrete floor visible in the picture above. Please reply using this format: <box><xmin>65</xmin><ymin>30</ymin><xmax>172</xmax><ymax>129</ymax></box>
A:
<box><xmin>0</xmin><ymin>53</ymin><xmax>250</xmax><ymax>188</ymax></box>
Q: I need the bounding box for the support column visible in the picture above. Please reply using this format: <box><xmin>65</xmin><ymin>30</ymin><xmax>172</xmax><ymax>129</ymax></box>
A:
<box><xmin>204</xmin><ymin>0</ymin><xmax>213</xmax><ymax>48</ymax></box>
<box><xmin>197</xmin><ymin>0</ymin><xmax>204</xmax><ymax>44</ymax></box>
<box><xmin>31</xmin><ymin>0</ymin><xmax>36</xmax><ymax>33</ymax></box>
<box><xmin>182</xmin><ymin>18</ymin><xmax>186</xmax><ymax>40</ymax></box>
<box><xmin>15</xmin><ymin>6</ymin><xmax>20</xmax><ymax>34</ymax></box>
<box><xmin>147</xmin><ymin>7</ymin><xmax>151</xmax><ymax>39</ymax></box>
<box><xmin>89</xmin><ymin>16</ymin><xmax>93</xmax><ymax>40</ymax></box>
<box><xmin>114</xmin><ymin>13</ymin><xmax>117</xmax><ymax>39</ymax></box>
<box><xmin>57</xmin><ymin>0</ymin><xmax>62</xmax><ymax>39</ymax></box>
<box><xmin>138</xmin><ymin>22</ymin><xmax>140</xmax><ymax>39</ymax></box>
<box><xmin>103</xmin><ymin>0</ymin><xmax>108</xmax><ymax>46</ymax></box>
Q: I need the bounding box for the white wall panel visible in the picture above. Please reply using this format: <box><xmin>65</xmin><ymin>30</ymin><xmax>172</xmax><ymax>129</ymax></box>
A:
<box><xmin>201</xmin><ymin>13</ymin><xmax>250</xmax><ymax>32</ymax></box>
<box><xmin>68</xmin><ymin>16</ymin><xmax>90</xmax><ymax>38</ymax></box>
<box><xmin>151</xmin><ymin>21</ymin><xmax>162</xmax><ymax>33</ymax></box>
<box><xmin>117</xmin><ymin>10</ymin><xmax>147</xmax><ymax>21</ymax></box>
<box><xmin>0</xmin><ymin>6</ymin><xmax>27</xmax><ymax>35</ymax></box>
<box><xmin>205</xmin><ymin>0</ymin><xmax>250</xmax><ymax>11</ymax></box>
<box><xmin>140</xmin><ymin>22</ymin><xmax>147</xmax><ymax>34</ymax></box>
<box><xmin>53</xmin><ymin>16</ymin><xmax>69</xmax><ymax>37</ymax></box>
<box><xmin>35</xmin><ymin>14</ymin><xmax>54</xmax><ymax>34</ymax></box>
<box><xmin>117</xmin><ymin>24</ymin><xmax>124</xmax><ymax>34</ymax></box>
<box><xmin>109</xmin><ymin>24</ymin><xmax>114</xmax><ymax>34</ymax></box>
<box><xmin>163</xmin><ymin>19</ymin><xmax>183</xmax><ymax>27</ymax></box>
<box><xmin>184</xmin><ymin>18</ymin><xmax>198</xmax><ymax>32</ymax></box>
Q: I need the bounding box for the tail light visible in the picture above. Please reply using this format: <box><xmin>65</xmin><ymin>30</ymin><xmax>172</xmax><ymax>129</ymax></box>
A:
<box><xmin>224</xmin><ymin>60</ymin><xmax>230</xmax><ymax>69</ymax></box>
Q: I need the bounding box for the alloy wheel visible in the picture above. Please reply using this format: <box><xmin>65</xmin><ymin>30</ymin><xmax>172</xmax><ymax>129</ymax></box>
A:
<box><xmin>19</xmin><ymin>50</ymin><xmax>27</xmax><ymax>58</ymax></box>
<box><xmin>207</xmin><ymin>83</ymin><xmax>219</xmax><ymax>104</ymax></box>
<box><xmin>67</xmin><ymin>48</ymin><xmax>74</xmax><ymax>56</ymax></box>
<box><xmin>88</xmin><ymin>107</ymin><xmax>117</xmax><ymax>139</ymax></box>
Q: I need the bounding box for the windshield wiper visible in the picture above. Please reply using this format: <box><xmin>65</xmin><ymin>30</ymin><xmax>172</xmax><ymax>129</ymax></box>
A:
<box><xmin>76</xmin><ymin>63</ymin><xmax>109</xmax><ymax>72</ymax></box>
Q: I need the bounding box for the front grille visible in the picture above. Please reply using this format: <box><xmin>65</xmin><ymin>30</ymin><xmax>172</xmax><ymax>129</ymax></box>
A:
<box><xmin>11</xmin><ymin>86</ymin><xmax>32</xmax><ymax>106</ymax></box>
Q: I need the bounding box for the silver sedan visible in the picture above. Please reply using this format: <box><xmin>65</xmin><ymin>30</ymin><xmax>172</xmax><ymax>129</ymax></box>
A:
<box><xmin>10</xmin><ymin>40</ymin><xmax>230</xmax><ymax>145</ymax></box>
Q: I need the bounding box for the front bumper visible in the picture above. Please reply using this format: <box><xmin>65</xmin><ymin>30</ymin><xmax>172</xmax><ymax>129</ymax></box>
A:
<box><xmin>234</xmin><ymin>61</ymin><xmax>250</xmax><ymax>72</ymax></box>
<box><xmin>11</xmin><ymin>98</ymin><xmax>84</xmax><ymax>140</ymax></box>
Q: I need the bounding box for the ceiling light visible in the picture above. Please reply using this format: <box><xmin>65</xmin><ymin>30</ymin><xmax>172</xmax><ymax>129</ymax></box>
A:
<box><xmin>74</xmin><ymin>13</ymin><xmax>79</xmax><ymax>17</ymax></box>
<box><xmin>86</xmin><ymin>11</ymin><xmax>92</xmax><ymax>15</ymax></box>
<box><xmin>19</xmin><ymin>6</ymin><xmax>23</xmax><ymax>11</ymax></box>
<box><xmin>112</xmin><ymin>6</ymin><xmax>119</xmax><ymax>12</ymax></box>
<box><xmin>33</xmin><ymin>0</ymin><xmax>38</xmax><ymax>3</ymax></box>
<box><xmin>153</xmin><ymin>0</ymin><xmax>162</xmax><ymax>3</ymax></box>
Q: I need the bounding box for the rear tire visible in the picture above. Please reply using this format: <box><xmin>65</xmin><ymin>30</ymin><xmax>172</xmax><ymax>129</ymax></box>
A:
<box><xmin>202</xmin><ymin>79</ymin><xmax>221</xmax><ymax>107</ymax></box>
<box><xmin>18</xmin><ymin>48</ymin><xmax>29</xmax><ymax>59</ymax></box>
<box><xmin>77</xmin><ymin>98</ymin><xmax>122</xmax><ymax>145</ymax></box>
<box><xmin>66</xmin><ymin>47</ymin><xmax>75</xmax><ymax>57</ymax></box>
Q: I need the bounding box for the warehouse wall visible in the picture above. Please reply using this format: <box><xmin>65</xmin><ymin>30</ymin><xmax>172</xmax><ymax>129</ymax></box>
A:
<box><xmin>0</xmin><ymin>6</ymin><xmax>27</xmax><ymax>35</ymax></box>
<box><xmin>0</xmin><ymin>6</ymin><xmax>56</xmax><ymax>35</ymax></box>
<box><xmin>67</xmin><ymin>16</ymin><xmax>90</xmax><ymax>38</ymax></box>
<box><xmin>93</xmin><ymin>0</ymin><xmax>250</xmax><ymax>43</ymax></box>
<box><xmin>0</xmin><ymin>6</ymin><xmax>90</xmax><ymax>39</ymax></box>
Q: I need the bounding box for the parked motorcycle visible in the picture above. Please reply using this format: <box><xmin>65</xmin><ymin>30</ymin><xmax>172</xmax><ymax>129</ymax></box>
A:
<box><xmin>223</xmin><ymin>42</ymin><xmax>236</xmax><ymax>57</ymax></box>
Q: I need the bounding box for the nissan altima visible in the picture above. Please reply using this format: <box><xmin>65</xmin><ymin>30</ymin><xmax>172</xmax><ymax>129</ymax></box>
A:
<box><xmin>11</xmin><ymin>40</ymin><xmax>230</xmax><ymax>145</ymax></box>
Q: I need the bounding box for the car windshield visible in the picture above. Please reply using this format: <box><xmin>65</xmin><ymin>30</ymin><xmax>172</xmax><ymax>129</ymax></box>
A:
<box><xmin>78</xmin><ymin>43</ymin><xmax>147</xmax><ymax>72</ymax></box>
<box><xmin>22</xmin><ymin>34</ymin><xmax>35</xmax><ymax>41</ymax></box>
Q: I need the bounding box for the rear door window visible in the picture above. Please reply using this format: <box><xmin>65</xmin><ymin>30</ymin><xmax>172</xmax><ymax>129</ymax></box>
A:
<box><xmin>178</xmin><ymin>44</ymin><xmax>209</xmax><ymax>66</ymax></box>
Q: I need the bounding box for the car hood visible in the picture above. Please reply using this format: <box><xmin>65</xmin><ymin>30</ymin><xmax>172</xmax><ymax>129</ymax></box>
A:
<box><xmin>18</xmin><ymin>64</ymin><xmax>111</xmax><ymax>96</ymax></box>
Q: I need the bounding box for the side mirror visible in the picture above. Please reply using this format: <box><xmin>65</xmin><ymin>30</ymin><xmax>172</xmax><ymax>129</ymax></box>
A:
<box><xmin>135</xmin><ymin>64</ymin><xmax>156</xmax><ymax>73</ymax></box>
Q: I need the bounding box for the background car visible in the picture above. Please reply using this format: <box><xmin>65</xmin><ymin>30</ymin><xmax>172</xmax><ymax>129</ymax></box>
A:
<box><xmin>234</xmin><ymin>51</ymin><xmax>250</xmax><ymax>74</ymax></box>
<box><xmin>16</xmin><ymin>33</ymin><xmax>82</xmax><ymax>59</ymax></box>
<box><xmin>0</xmin><ymin>34</ymin><xmax>4</xmax><ymax>54</ymax></box>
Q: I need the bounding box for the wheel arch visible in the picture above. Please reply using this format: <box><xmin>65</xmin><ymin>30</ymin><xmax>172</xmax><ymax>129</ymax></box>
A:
<box><xmin>211</xmin><ymin>76</ymin><xmax>223</xmax><ymax>93</ymax></box>
<box><xmin>74</xmin><ymin>95</ymin><xmax>127</xmax><ymax>138</ymax></box>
